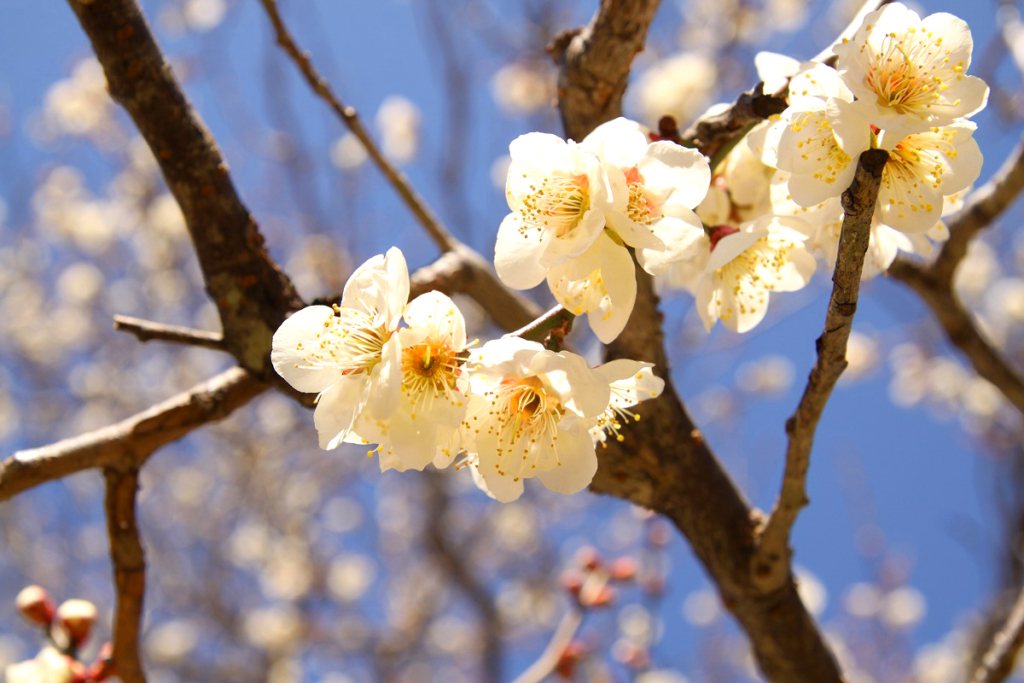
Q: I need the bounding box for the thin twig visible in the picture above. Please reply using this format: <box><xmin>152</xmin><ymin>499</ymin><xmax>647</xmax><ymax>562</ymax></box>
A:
<box><xmin>104</xmin><ymin>466</ymin><xmax>147</xmax><ymax>683</ymax></box>
<box><xmin>970</xmin><ymin>585</ymin><xmax>1024</xmax><ymax>683</ymax></box>
<box><xmin>509</xmin><ymin>608</ymin><xmax>584</xmax><ymax>683</ymax></box>
<box><xmin>257</xmin><ymin>0</ymin><xmax>455</xmax><ymax>252</ymax></box>
<box><xmin>754</xmin><ymin>149</ymin><xmax>890</xmax><ymax>590</ymax></box>
<box><xmin>0</xmin><ymin>368</ymin><xmax>264</xmax><ymax>503</ymax></box>
<box><xmin>113</xmin><ymin>315</ymin><xmax>226</xmax><ymax>351</ymax></box>
<box><xmin>509</xmin><ymin>306</ymin><xmax>575</xmax><ymax>351</ymax></box>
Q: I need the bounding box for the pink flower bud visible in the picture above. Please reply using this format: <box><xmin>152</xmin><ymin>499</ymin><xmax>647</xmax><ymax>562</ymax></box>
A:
<box><xmin>15</xmin><ymin>586</ymin><xmax>55</xmax><ymax>626</ymax></box>
<box><xmin>609</xmin><ymin>556</ymin><xmax>638</xmax><ymax>581</ymax></box>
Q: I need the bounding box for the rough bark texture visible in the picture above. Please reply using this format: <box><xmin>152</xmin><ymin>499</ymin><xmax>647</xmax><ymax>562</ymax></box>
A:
<box><xmin>549</xmin><ymin>0</ymin><xmax>662</xmax><ymax>142</ymax></box>
<box><xmin>66</xmin><ymin>0</ymin><xmax>303</xmax><ymax>376</ymax></box>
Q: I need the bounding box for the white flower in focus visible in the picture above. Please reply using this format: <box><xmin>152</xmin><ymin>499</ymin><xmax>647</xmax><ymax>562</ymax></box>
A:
<box><xmin>5</xmin><ymin>648</ymin><xmax>73</xmax><ymax>683</ymax></box>
<box><xmin>358</xmin><ymin>291</ymin><xmax>471</xmax><ymax>473</ymax></box>
<box><xmin>657</xmin><ymin>233</ymin><xmax>710</xmax><ymax>294</ymax></box>
<box><xmin>766</xmin><ymin>64</ymin><xmax>872</xmax><ymax>208</ymax></box>
<box><xmin>697</xmin><ymin>121</ymin><xmax>775</xmax><ymax>226</ymax></box>
<box><xmin>496</xmin><ymin>133</ymin><xmax>616</xmax><ymax>288</ymax></box>
<box><xmin>462</xmin><ymin>338</ymin><xmax>611</xmax><ymax>502</ymax></box>
<box><xmin>634</xmin><ymin>53</ymin><xmax>717</xmax><ymax>128</ymax></box>
<box><xmin>876</xmin><ymin>121</ymin><xmax>983</xmax><ymax>233</ymax></box>
<box><xmin>694</xmin><ymin>216</ymin><xmax>816</xmax><ymax>332</ymax></box>
<box><xmin>590</xmin><ymin>360</ymin><xmax>665</xmax><ymax>445</ymax></box>
<box><xmin>272</xmin><ymin>248</ymin><xmax>408</xmax><ymax>450</ymax></box>
<box><xmin>547</xmin><ymin>232</ymin><xmax>637</xmax><ymax>343</ymax></box>
<box><xmin>376</xmin><ymin>96</ymin><xmax>421</xmax><ymax>164</ymax></box>
<box><xmin>580</xmin><ymin>118</ymin><xmax>709</xmax><ymax>276</ymax></box>
<box><xmin>833</xmin><ymin>2</ymin><xmax>989</xmax><ymax>139</ymax></box>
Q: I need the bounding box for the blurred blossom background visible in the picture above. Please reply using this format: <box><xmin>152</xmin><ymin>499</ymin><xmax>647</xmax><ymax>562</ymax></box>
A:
<box><xmin>1</xmin><ymin>0</ymin><xmax>1024</xmax><ymax>681</ymax></box>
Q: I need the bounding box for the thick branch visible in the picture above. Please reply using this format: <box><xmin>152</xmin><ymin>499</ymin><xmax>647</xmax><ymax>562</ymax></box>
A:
<box><xmin>0</xmin><ymin>368</ymin><xmax>265</xmax><ymax>503</ymax></box>
<box><xmin>970</xmin><ymin>586</ymin><xmax>1024</xmax><ymax>683</ymax></box>
<box><xmin>104</xmin><ymin>467</ymin><xmax>147</xmax><ymax>683</ymax></box>
<box><xmin>257</xmin><ymin>0</ymin><xmax>454</xmax><ymax>252</ymax></box>
<box><xmin>755</xmin><ymin>149</ymin><xmax>889</xmax><ymax>588</ymax></box>
<box><xmin>679</xmin><ymin>85</ymin><xmax>787</xmax><ymax>160</ymax></box>
<box><xmin>551</xmin><ymin>3</ymin><xmax>845</xmax><ymax>680</ymax></box>
<box><xmin>549</xmin><ymin>0</ymin><xmax>662</xmax><ymax>142</ymax></box>
<box><xmin>592</xmin><ymin>270</ymin><xmax>844</xmax><ymax>683</ymax></box>
<box><xmin>66</xmin><ymin>0</ymin><xmax>303</xmax><ymax>375</ymax></box>
<box><xmin>113</xmin><ymin>315</ymin><xmax>226</xmax><ymax>351</ymax></box>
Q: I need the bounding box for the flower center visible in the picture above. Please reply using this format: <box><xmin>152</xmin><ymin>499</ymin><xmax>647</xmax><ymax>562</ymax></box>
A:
<box><xmin>401</xmin><ymin>338</ymin><xmax>461</xmax><ymax>408</ymax></box>
<box><xmin>863</xmin><ymin>30</ymin><xmax>965</xmax><ymax>116</ymax></box>
<box><xmin>713</xmin><ymin>235</ymin><xmax>796</xmax><ymax>322</ymax></box>
<box><xmin>624</xmin><ymin>167</ymin><xmax>659</xmax><ymax>226</ymax></box>
<box><xmin>488</xmin><ymin>375</ymin><xmax>563</xmax><ymax>448</ymax></box>
<box><xmin>518</xmin><ymin>173</ymin><xmax>590</xmax><ymax>238</ymax></box>
<box><xmin>550</xmin><ymin>267</ymin><xmax>607</xmax><ymax>316</ymax></box>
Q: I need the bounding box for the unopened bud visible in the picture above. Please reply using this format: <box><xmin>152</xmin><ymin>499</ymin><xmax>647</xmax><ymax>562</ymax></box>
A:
<box><xmin>554</xmin><ymin>640</ymin><xmax>586</xmax><ymax>679</ymax></box>
<box><xmin>574</xmin><ymin>546</ymin><xmax>601</xmax><ymax>571</ymax></box>
<box><xmin>560</xmin><ymin>570</ymin><xmax>584</xmax><ymax>598</ymax></box>
<box><xmin>56</xmin><ymin>599</ymin><xmax>98</xmax><ymax>647</ymax></box>
<box><xmin>609</xmin><ymin>556</ymin><xmax>638</xmax><ymax>581</ymax></box>
<box><xmin>15</xmin><ymin>586</ymin><xmax>55</xmax><ymax>626</ymax></box>
<box><xmin>586</xmin><ymin>584</ymin><xmax>616</xmax><ymax>608</ymax></box>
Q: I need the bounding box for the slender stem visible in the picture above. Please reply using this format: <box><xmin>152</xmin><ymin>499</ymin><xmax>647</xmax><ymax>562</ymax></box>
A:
<box><xmin>256</xmin><ymin>0</ymin><xmax>455</xmax><ymax>252</ymax></box>
<box><xmin>104</xmin><ymin>466</ymin><xmax>147</xmax><ymax>683</ymax></box>
<box><xmin>754</xmin><ymin>149</ymin><xmax>889</xmax><ymax>590</ymax></box>
<box><xmin>113</xmin><ymin>315</ymin><xmax>226</xmax><ymax>351</ymax></box>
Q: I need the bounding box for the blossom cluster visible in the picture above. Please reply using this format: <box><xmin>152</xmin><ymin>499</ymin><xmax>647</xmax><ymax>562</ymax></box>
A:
<box><xmin>274</xmin><ymin>2</ymin><xmax>988</xmax><ymax>501</ymax></box>
<box><xmin>747</xmin><ymin>3</ymin><xmax>986</xmax><ymax>280</ymax></box>
<box><xmin>272</xmin><ymin>248</ymin><xmax>664</xmax><ymax>502</ymax></box>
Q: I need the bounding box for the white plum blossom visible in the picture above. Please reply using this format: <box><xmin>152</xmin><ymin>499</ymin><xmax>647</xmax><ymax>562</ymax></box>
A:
<box><xmin>833</xmin><ymin>2</ymin><xmax>989</xmax><ymax>139</ymax></box>
<box><xmin>755</xmin><ymin>51</ymin><xmax>801</xmax><ymax>95</ymax></box>
<box><xmin>693</xmin><ymin>216</ymin><xmax>817</xmax><ymax>332</ymax></box>
<box><xmin>547</xmin><ymin>231</ymin><xmax>637</xmax><ymax>343</ymax></box>
<box><xmin>272</xmin><ymin>248</ymin><xmax>408</xmax><ymax>450</ymax></box>
<box><xmin>875</xmin><ymin>121</ymin><xmax>982</xmax><ymax>233</ymax></box>
<box><xmin>354</xmin><ymin>291</ymin><xmax>471</xmax><ymax>473</ymax></box>
<box><xmin>591</xmin><ymin>360</ymin><xmax>665</xmax><ymax>445</ymax></box>
<box><xmin>461</xmin><ymin>338</ymin><xmax>611</xmax><ymax>502</ymax></box>
<box><xmin>579</xmin><ymin>117</ymin><xmax>710</xmax><ymax>277</ymax></box>
<box><xmin>498</xmin><ymin>119</ymin><xmax>710</xmax><ymax>342</ymax></box>
<box><xmin>496</xmin><ymin>133</ymin><xmax>616</xmax><ymax>289</ymax></box>
<box><xmin>758</xmin><ymin>62</ymin><xmax>873</xmax><ymax>208</ymax></box>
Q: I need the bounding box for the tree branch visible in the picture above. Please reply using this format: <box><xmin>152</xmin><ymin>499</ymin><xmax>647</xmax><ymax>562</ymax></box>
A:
<box><xmin>887</xmin><ymin>136</ymin><xmax>1024</xmax><ymax>417</ymax></box>
<box><xmin>970</xmin><ymin>585</ymin><xmax>1024</xmax><ymax>683</ymax></box>
<box><xmin>931</xmin><ymin>135</ymin><xmax>1024</xmax><ymax>283</ymax></box>
<box><xmin>65</xmin><ymin>0</ymin><xmax>304</xmax><ymax>376</ymax></box>
<box><xmin>549</xmin><ymin>0</ymin><xmax>663</xmax><ymax>142</ymax></box>
<box><xmin>888</xmin><ymin>261</ymin><xmax>1024</xmax><ymax>416</ymax></box>
<box><xmin>0</xmin><ymin>368</ymin><xmax>265</xmax><ymax>503</ymax></box>
<box><xmin>551</xmin><ymin>3</ymin><xmax>848</xmax><ymax>680</ymax></box>
<box><xmin>104</xmin><ymin>466</ymin><xmax>147</xmax><ymax>683</ymax></box>
<box><xmin>509</xmin><ymin>306</ymin><xmax>574</xmax><ymax>351</ymax></box>
<box><xmin>754</xmin><ymin>149</ymin><xmax>889</xmax><ymax>587</ymax></box>
<box><xmin>113</xmin><ymin>315</ymin><xmax>226</xmax><ymax>352</ymax></box>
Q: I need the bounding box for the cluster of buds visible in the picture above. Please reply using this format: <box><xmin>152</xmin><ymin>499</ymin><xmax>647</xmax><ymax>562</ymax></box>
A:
<box><xmin>6</xmin><ymin>586</ymin><xmax>114</xmax><ymax>683</ymax></box>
